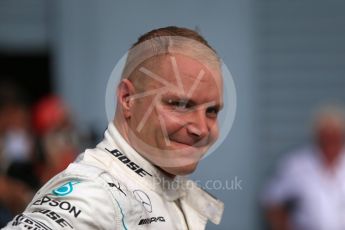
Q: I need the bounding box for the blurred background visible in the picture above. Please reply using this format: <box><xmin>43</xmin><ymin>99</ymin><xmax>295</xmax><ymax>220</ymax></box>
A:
<box><xmin>1</xmin><ymin>0</ymin><xmax>345</xmax><ymax>229</ymax></box>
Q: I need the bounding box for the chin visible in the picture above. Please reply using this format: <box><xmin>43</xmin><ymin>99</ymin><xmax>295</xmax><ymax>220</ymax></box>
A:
<box><xmin>162</xmin><ymin>163</ymin><xmax>198</xmax><ymax>176</ymax></box>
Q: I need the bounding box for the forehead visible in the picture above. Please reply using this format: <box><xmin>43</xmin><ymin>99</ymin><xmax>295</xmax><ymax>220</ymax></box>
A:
<box><xmin>140</xmin><ymin>54</ymin><xmax>223</xmax><ymax>102</ymax></box>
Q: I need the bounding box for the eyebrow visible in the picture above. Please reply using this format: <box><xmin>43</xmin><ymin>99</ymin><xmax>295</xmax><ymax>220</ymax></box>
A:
<box><xmin>200</xmin><ymin>101</ymin><xmax>223</xmax><ymax>111</ymax></box>
<box><xmin>165</xmin><ymin>95</ymin><xmax>223</xmax><ymax>111</ymax></box>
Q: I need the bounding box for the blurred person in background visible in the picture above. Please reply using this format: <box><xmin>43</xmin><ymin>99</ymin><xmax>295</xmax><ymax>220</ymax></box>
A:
<box><xmin>0</xmin><ymin>82</ymin><xmax>35</xmax><ymax>226</ymax></box>
<box><xmin>32</xmin><ymin>95</ymin><xmax>79</xmax><ymax>184</ymax></box>
<box><xmin>262</xmin><ymin>105</ymin><xmax>345</xmax><ymax>230</ymax></box>
<box><xmin>0</xmin><ymin>82</ymin><xmax>33</xmax><ymax>173</ymax></box>
<box><xmin>0</xmin><ymin>85</ymin><xmax>80</xmax><ymax>227</ymax></box>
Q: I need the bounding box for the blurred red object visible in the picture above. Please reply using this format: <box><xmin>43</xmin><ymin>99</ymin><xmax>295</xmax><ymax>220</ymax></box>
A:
<box><xmin>32</xmin><ymin>95</ymin><xmax>68</xmax><ymax>136</ymax></box>
<box><xmin>31</xmin><ymin>95</ymin><xmax>78</xmax><ymax>184</ymax></box>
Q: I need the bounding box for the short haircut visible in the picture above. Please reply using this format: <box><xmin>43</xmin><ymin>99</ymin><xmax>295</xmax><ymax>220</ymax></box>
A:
<box><xmin>121</xmin><ymin>26</ymin><xmax>221</xmax><ymax>87</ymax></box>
<box><xmin>131</xmin><ymin>26</ymin><xmax>217</xmax><ymax>53</ymax></box>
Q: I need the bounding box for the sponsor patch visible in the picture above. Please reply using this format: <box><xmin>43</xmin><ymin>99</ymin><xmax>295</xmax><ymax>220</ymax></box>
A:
<box><xmin>133</xmin><ymin>190</ymin><xmax>152</xmax><ymax>213</ymax></box>
<box><xmin>33</xmin><ymin>195</ymin><xmax>82</xmax><ymax>218</ymax></box>
<box><xmin>33</xmin><ymin>209</ymin><xmax>73</xmax><ymax>229</ymax></box>
<box><xmin>105</xmin><ymin>148</ymin><xmax>152</xmax><ymax>177</ymax></box>
<box><xmin>12</xmin><ymin>214</ymin><xmax>52</xmax><ymax>230</ymax></box>
<box><xmin>108</xmin><ymin>182</ymin><xmax>127</xmax><ymax>197</ymax></box>
<box><xmin>52</xmin><ymin>181</ymin><xmax>80</xmax><ymax>196</ymax></box>
<box><xmin>138</xmin><ymin>216</ymin><xmax>165</xmax><ymax>225</ymax></box>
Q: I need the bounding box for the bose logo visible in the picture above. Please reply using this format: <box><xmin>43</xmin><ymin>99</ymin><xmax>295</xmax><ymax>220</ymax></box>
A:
<box><xmin>106</xmin><ymin>148</ymin><xmax>152</xmax><ymax>177</ymax></box>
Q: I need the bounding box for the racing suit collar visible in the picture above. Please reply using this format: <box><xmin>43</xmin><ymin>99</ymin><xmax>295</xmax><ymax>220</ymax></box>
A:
<box><xmin>104</xmin><ymin>122</ymin><xmax>187</xmax><ymax>201</ymax></box>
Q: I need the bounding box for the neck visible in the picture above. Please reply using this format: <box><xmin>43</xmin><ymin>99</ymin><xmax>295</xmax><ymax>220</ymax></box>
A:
<box><xmin>113</xmin><ymin>116</ymin><xmax>130</xmax><ymax>143</ymax></box>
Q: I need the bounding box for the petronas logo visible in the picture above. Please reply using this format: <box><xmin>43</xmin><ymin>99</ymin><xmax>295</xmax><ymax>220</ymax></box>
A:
<box><xmin>52</xmin><ymin>181</ymin><xmax>80</xmax><ymax>196</ymax></box>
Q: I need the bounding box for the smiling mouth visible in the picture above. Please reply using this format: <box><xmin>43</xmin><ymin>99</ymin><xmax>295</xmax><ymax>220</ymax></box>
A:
<box><xmin>171</xmin><ymin>140</ymin><xmax>195</xmax><ymax>148</ymax></box>
<box><xmin>169</xmin><ymin>139</ymin><xmax>209</xmax><ymax>149</ymax></box>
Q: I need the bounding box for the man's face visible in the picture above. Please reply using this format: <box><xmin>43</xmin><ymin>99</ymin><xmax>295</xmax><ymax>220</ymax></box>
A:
<box><xmin>316</xmin><ymin>119</ymin><xmax>344</xmax><ymax>160</ymax></box>
<box><xmin>127</xmin><ymin>54</ymin><xmax>223</xmax><ymax>176</ymax></box>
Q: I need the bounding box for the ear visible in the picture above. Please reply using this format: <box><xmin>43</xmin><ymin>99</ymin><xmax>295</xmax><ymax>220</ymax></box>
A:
<box><xmin>117</xmin><ymin>79</ymin><xmax>136</xmax><ymax>118</ymax></box>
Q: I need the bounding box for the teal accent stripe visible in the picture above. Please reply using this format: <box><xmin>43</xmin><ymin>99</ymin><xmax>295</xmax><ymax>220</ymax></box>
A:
<box><xmin>115</xmin><ymin>199</ymin><xmax>128</xmax><ymax>230</ymax></box>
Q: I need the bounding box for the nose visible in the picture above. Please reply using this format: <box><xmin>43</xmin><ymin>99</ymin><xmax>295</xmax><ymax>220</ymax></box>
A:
<box><xmin>186</xmin><ymin>109</ymin><xmax>209</xmax><ymax>140</ymax></box>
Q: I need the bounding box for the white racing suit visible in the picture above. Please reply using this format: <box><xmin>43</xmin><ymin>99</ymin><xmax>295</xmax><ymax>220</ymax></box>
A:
<box><xmin>3</xmin><ymin>123</ymin><xmax>224</xmax><ymax>229</ymax></box>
